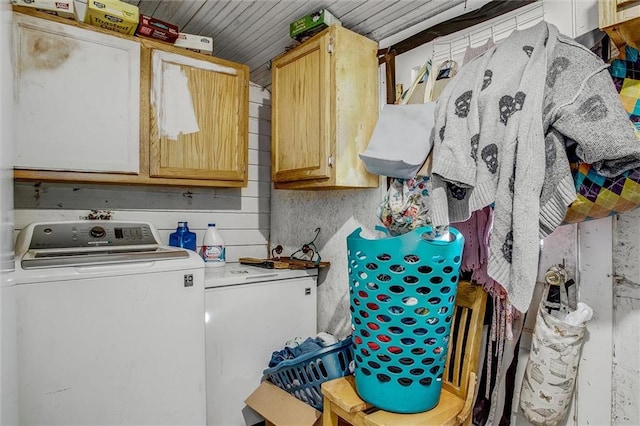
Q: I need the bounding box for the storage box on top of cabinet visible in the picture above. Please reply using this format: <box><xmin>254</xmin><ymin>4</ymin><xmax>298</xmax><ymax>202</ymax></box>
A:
<box><xmin>271</xmin><ymin>24</ymin><xmax>379</xmax><ymax>189</ymax></box>
<box><xmin>84</xmin><ymin>0</ymin><xmax>139</xmax><ymax>36</ymax></box>
<box><xmin>11</xmin><ymin>0</ymin><xmax>74</xmax><ymax>18</ymax></box>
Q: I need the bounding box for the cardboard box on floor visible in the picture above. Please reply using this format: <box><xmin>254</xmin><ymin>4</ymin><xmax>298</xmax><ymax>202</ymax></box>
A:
<box><xmin>245</xmin><ymin>382</ymin><xmax>322</xmax><ymax>426</ymax></box>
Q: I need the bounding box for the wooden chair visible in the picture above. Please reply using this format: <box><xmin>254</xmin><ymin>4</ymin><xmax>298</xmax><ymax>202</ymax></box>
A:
<box><xmin>321</xmin><ymin>280</ymin><xmax>487</xmax><ymax>426</ymax></box>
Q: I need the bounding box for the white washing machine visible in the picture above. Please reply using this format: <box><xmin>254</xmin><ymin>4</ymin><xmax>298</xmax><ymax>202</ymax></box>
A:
<box><xmin>204</xmin><ymin>264</ymin><xmax>318</xmax><ymax>426</ymax></box>
<box><xmin>10</xmin><ymin>221</ymin><xmax>206</xmax><ymax>425</ymax></box>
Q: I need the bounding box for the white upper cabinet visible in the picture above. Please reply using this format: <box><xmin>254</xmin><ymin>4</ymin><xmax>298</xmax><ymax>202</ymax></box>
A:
<box><xmin>13</xmin><ymin>13</ymin><xmax>140</xmax><ymax>173</ymax></box>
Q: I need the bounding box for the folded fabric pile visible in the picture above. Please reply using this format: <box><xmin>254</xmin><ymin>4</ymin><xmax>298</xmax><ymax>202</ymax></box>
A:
<box><xmin>268</xmin><ymin>332</ymin><xmax>338</xmax><ymax>368</ymax></box>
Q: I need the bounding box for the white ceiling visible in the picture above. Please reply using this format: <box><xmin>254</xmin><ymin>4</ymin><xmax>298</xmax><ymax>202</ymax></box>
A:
<box><xmin>123</xmin><ymin>0</ymin><xmax>468</xmax><ymax>88</ymax></box>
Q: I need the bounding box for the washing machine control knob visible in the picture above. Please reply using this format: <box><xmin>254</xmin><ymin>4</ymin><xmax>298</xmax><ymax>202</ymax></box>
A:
<box><xmin>90</xmin><ymin>226</ymin><xmax>106</xmax><ymax>239</ymax></box>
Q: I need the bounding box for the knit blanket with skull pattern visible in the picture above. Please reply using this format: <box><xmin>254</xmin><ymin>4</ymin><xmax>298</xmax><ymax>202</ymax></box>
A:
<box><xmin>430</xmin><ymin>21</ymin><xmax>640</xmax><ymax>313</ymax></box>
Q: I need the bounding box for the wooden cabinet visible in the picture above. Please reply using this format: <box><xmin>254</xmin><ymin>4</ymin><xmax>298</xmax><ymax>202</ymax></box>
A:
<box><xmin>13</xmin><ymin>12</ymin><xmax>140</xmax><ymax>174</ymax></box>
<box><xmin>149</xmin><ymin>50</ymin><xmax>247</xmax><ymax>182</ymax></box>
<box><xmin>271</xmin><ymin>25</ymin><xmax>379</xmax><ymax>189</ymax></box>
<box><xmin>599</xmin><ymin>0</ymin><xmax>640</xmax><ymax>50</ymax></box>
<box><xmin>12</xmin><ymin>7</ymin><xmax>249</xmax><ymax>188</ymax></box>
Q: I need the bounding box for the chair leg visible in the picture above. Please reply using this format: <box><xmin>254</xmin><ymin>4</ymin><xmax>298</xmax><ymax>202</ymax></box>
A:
<box><xmin>323</xmin><ymin>398</ymin><xmax>341</xmax><ymax>426</ymax></box>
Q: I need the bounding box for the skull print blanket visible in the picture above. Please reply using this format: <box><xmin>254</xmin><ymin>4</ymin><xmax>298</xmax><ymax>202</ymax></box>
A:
<box><xmin>430</xmin><ymin>21</ymin><xmax>640</xmax><ymax>313</ymax></box>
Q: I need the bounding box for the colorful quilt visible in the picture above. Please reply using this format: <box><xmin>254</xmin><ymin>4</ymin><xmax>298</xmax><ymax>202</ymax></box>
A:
<box><xmin>563</xmin><ymin>46</ymin><xmax>640</xmax><ymax>224</ymax></box>
<box><xmin>610</xmin><ymin>46</ymin><xmax>640</xmax><ymax>131</ymax></box>
<box><xmin>563</xmin><ymin>163</ymin><xmax>640</xmax><ymax>223</ymax></box>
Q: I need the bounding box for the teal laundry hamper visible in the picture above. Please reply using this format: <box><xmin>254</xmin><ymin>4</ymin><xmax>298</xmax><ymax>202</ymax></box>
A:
<box><xmin>346</xmin><ymin>226</ymin><xmax>464</xmax><ymax>413</ymax></box>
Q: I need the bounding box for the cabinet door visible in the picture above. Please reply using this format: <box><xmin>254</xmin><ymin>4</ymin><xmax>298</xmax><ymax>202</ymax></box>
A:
<box><xmin>271</xmin><ymin>32</ymin><xmax>332</xmax><ymax>182</ymax></box>
<box><xmin>150</xmin><ymin>50</ymin><xmax>248</xmax><ymax>182</ymax></box>
<box><xmin>13</xmin><ymin>13</ymin><xmax>140</xmax><ymax>174</ymax></box>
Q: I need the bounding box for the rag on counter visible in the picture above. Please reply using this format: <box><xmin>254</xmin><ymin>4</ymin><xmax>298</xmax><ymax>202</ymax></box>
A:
<box><xmin>430</xmin><ymin>21</ymin><xmax>640</xmax><ymax>313</ymax></box>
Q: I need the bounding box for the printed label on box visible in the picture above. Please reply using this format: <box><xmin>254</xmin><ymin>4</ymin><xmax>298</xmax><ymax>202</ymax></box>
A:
<box><xmin>85</xmin><ymin>0</ymin><xmax>139</xmax><ymax>35</ymax></box>
<box><xmin>135</xmin><ymin>14</ymin><xmax>179</xmax><ymax>43</ymax></box>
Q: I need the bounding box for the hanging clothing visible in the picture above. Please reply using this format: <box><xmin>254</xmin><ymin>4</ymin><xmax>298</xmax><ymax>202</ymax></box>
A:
<box><xmin>463</xmin><ymin>38</ymin><xmax>496</xmax><ymax>66</ymax></box>
<box><xmin>474</xmin><ymin>313</ymin><xmax>525</xmax><ymax>426</ymax></box>
<box><xmin>454</xmin><ymin>207</ymin><xmax>520</xmax><ymax>339</ymax></box>
<box><xmin>430</xmin><ymin>21</ymin><xmax>640</xmax><ymax>313</ymax></box>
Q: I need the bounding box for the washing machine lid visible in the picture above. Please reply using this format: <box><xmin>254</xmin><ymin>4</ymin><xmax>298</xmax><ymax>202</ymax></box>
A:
<box><xmin>16</xmin><ymin>221</ymin><xmax>189</xmax><ymax>269</ymax></box>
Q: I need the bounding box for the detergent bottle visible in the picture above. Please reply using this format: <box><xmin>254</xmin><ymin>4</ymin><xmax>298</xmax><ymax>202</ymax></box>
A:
<box><xmin>201</xmin><ymin>223</ymin><xmax>225</xmax><ymax>268</ymax></box>
<box><xmin>169</xmin><ymin>221</ymin><xmax>197</xmax><ymax>252</ymax></box>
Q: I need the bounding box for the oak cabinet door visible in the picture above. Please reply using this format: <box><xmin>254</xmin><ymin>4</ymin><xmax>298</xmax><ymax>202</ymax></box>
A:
<box><xmin>150</xmin><ymin>50</ymin><xmax>248</xmax><ymax>183</ymax></box>
<box><xmin>271</xmin><ymin>32</ymin><xmax>331</xmax><ymax>183</ymax></box>
<box><xmin>270</xmin><ymin>25</ymin><xmax>379</xmax><ymax>189</ymax></box>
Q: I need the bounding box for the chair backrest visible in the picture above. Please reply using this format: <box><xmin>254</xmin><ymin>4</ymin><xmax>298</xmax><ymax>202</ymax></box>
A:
<box><xmin>442</xmin><ymin>280</ymin><xmax>488</xmax><ymax>399</ymax></box>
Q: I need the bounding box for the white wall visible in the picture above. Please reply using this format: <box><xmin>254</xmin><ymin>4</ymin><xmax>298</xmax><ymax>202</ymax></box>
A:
<box><xmin>391</xmin><ymin>1</ymin><xmax>598</xmax><ymax>95</ymax></box>
<box><xmin>12</xmin><ymin>83</ymin><xmax>273</xmax><ymax>262</ymax></box>
<box><xmin>270</xmin><ymin>184</ymin><xmax>385</xmax><ymax>338</ymax></box>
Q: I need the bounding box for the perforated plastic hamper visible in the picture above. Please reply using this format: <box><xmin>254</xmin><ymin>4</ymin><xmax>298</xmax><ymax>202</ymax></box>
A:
<box><xmin>263</xmin><ymin>337</ymin><xmax>354</xmax><ymax>410</ymax></box>
<box><xmin>347</xmin><ymin>226</ymin><xmax>464</xmax><ymax>413</ymax></box>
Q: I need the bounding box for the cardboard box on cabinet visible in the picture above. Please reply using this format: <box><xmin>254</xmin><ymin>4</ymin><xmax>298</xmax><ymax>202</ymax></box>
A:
<box><xmin>85</xmin><ymin>0</ymin><xmax>139</xmax><ymax>35</ymax></box>
<box><xmin>245</xmin><ymin>381</ymin><xmax>322</xmax><ymax>426</ymax></box>
<box><xmin>73</xmin><ymin>0</ymin><xmax>86</xmax><ymax>21</ymax></box>
<box><xmin>12</xmin><ymin>0</ymin><xmax>75</xmax><ymax>19</ymax></box>
<box><xmin>135</xmin><ymin>14</ymin><xmax>179</xmax><ymax>43</ymax></box>
<box><xmin>173</xmin><ymin>32</ymin><xmax>214</xmax><ymax>55</ymax></box>
<box><xmin>289</xmin><ymin>9</ymin><xmax>341</xmax><ymax>42</ymax></box>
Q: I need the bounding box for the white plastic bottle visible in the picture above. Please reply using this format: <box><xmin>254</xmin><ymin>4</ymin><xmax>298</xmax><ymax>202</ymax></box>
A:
<box><xmin>201</xmin><ymin>223</ymin><xmax>226</xmax><ymax>268</ymax></box>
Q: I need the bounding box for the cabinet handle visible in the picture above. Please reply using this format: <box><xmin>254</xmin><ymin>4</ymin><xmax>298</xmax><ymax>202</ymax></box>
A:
<box><xmin>328</xmin><ymin>156</ymin><xmax>334</xmax><ymax>167</ymax></box>
<box><xmin>328</xmin><ymin>36</ymin><xmax>335</xmax><ymax>54</ymax></box>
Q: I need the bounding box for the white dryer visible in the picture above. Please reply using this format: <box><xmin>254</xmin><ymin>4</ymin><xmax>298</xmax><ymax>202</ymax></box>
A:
<box><xmin>10</xmin><ymin>221</ymin><xmax>206</xmax><ymax>425</ymax></box>
<box><xmin>204</xmin><ymin>264</ymin><xmax>318</xmax><ymax>426</ymax></box>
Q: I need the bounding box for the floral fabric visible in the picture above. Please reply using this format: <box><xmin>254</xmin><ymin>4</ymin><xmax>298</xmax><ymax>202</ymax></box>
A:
<box><xmin>378</xmin><ymin>175</ymin><xmax>432</xmax><ymax>236</ymax></box>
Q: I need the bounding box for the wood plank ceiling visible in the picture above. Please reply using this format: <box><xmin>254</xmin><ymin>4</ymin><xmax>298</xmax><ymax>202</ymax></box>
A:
<box><xmin>123</xmin><ymin>0</ymin><xmax>466</xmax><ymax>89</ymax></box>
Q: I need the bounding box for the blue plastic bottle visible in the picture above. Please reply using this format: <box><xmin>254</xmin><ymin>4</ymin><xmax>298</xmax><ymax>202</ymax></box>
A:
<box><xmin>169</xmin><ymin>221</ymin><xmax>197</xmax><ymax>252</ymax></box>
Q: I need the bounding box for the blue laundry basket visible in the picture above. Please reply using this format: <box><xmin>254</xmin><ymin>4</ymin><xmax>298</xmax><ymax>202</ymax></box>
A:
<box><xmin>347</xmin><ymin>226</ymin><xmax>464</xmax><ymax>413</ymax></box>
<box><xmin>263</xmin><ymin>337</ymin><xmax>354</xmax><ymax>410</ymax></box>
